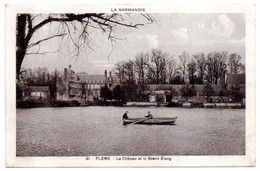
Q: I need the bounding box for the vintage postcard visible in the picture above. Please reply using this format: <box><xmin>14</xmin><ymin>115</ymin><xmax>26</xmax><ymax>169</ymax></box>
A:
<box><xmin>5</xmin><ymin>3</ymin><xmax>256</xmax><ymax>167</ymax></box>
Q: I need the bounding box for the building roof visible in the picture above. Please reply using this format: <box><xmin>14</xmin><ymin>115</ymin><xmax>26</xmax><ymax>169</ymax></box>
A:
<box><xmin>78</xmin><ymin>74</ymin><xmax>106</xmax><ymax>83</ymax></box>
<box><xmin>28</xmin><ymin>86</ymin><xmax>50</xmax><ymax>92</ymax></box>
<box><xmin>226</xmin><ymin>74</ymin><xmax>245</xmax><ymax>85</ymax></box>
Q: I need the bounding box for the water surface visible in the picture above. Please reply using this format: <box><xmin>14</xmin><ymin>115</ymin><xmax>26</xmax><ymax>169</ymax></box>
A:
<box><xmin>16</xmin><ymin>107</ymin><xmax>245</xmax><ymax>156</ymax></box>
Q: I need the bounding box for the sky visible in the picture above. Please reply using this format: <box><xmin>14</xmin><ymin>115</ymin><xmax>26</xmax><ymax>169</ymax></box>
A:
<box><xmin>22</xmin><ymin>13</ymin><xmax>245</xmax><ymax>74</ymax></box>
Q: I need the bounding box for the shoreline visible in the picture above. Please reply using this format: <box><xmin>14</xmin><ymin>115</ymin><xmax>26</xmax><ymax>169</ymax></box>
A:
<box><xmin>16</xmin><ymin>101</ymin><xmax>245</xmax><ymax>109</ymax></box>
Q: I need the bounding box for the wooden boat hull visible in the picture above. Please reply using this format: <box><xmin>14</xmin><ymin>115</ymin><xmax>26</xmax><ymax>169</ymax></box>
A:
<box><xmin>123</xmin><ymin>117</ymin><xmax>177</xmax><ymax>125</ymax></box>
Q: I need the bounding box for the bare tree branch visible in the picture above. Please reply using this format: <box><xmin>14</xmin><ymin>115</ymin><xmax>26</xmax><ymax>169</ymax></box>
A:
<box><xmin>27</xmin><ymin>33</ymin><xmax>67</xmax><ymax>50</ymax></box>
<box><xmin>16</xmin><ymin>13</ymin><xmax>155</xmax><ymax>78</ymax></box>
<box><xmin>26</xmin><ymin>49</ymin><xmax>60</xmax><ymax>55</ymax></box>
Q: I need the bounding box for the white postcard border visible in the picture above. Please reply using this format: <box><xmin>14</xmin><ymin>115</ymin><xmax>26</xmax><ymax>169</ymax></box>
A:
<box><xmin>5</xmin><ymin>3</ymin><xmax>256</xmax><ymax>167</ymax></box>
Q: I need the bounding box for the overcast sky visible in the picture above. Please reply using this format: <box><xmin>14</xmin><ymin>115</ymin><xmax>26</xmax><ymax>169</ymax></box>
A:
<box><xmin>22</xmin><ymin>13</ymin><xmax>245</xmax><ymax>74</ymax></box>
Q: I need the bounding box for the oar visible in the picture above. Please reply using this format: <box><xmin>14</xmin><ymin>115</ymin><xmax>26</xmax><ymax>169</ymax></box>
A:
<box><xmin>130</xmin><ymin>118</ymin><xmax>150</xmax><ymax>125</ymax></box>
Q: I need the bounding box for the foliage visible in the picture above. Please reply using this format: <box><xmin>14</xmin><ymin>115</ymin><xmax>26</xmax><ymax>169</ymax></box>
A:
<box><xmin>178</xmin><ymin>51</ymin><xmax>189</xmax><ymax>84</ymax></box>
<box><xmin>121</xmin><ymin>83</ymin><xmax>138</xmax><ymax>102</ymax></box>
<box><xmin>218</xmin><ymin>85</ymin><xmax>229</xmax><ymax>97</ymax></box>
<box><xmin>180</xmin><ymin>85</ymin><xmax>196</xmax><ymax>97</ymax></box>
<box><xmin>171</xmin><ymin>88</ymin><xmax>179</xmax><ymax>96</ymax></box>
<box><xmin>193</xmin><ymin>52</ymin><xmax>206</xmax><ymax>84</ymax></box>
<box><xmin>100</xmin><ymin>85</ymin><xmax>112</xmax><ymax>102</ymax></box>
<box><xmin>113</xmin><ymin>85</ymin><xmax>125</xmax><ymax>101</ymax></box>
<box><xmin>156</xmin><ymin>95</ymin><xmax>165</xmax><ymax>103</ymax></box>
<box><xmin>205</xmin><ymin>51</ymin><xmax>228</xmax><ymax>85</ymax></box>
<box><xmin>170</xmin><ymin>75</ymin><xmax>184</xmax><ymax>84</ymax></box>
<box><xmin>203</xmin><ymin>84</ymin><xmax>215</xmax><ymax>98</ymax></box>
<box><xmin>148</xmin><ymin>49</ymin><xmax>169</xmax><ymax>84</ymax></box>
<box><xmin>228</xmin><ymin>53</ymin><xmax>245</xmax><ymax>74</ymax></box>
<box><xmin>228</xmin><ymin>85</ymin><xmax>245</xmax><ymax>102</ymax></box>
<box><xmin>187</xmin><ymin>59</ymin><xmax>197</xmax><ymax>84</ymax></box>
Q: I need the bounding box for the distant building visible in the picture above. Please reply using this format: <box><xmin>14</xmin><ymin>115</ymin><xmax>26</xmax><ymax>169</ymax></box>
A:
<box><xmin>144</xmin><ymin>74</ymin><xmax>246</xmax><ymax>103</ymax></box>
<box><xmin>56</xmin><ymin>65</ymin><xmax>82</xmax><ymax>101</ymax></box>
<box><xmin>78</xmin><ymin>73</ymin><xmax>107</xmax><ymax>101</ymax></box>
<box><xmin>56</xmin><ymin>65</ymin><xmax>114</xmax><ymax>102</ymax></box>
<box><xmin>23</xmin><ymin>86</ymin><xmax>50</xmax><ymax>101</ymax></box>
<box><xmin>144</xmin><ymin>84</ymin><xmax>223</xmax><ymax>103</ymax></box>
<box><xmin>226</xmin><ymin>74</ymin><xmax>245</xmax><ymax>86</ymax></box>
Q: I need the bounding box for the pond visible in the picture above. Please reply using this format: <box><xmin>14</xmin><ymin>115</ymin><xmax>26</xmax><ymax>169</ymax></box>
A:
<box><xmin>16</xmin><ymin>106</ymin><xmax>245</xmax><ymax>156</ymax></box>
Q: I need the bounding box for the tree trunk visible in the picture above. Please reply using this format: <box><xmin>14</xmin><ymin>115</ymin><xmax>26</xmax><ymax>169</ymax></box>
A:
<box><xmin>16</xmin><ymin>14</ymin><xmax>30</xmax><ymax>79</ymax></box>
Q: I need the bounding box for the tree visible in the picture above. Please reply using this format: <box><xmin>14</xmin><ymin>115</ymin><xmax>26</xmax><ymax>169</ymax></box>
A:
<box><xmin>134</xmin><ymin>53</ymin><xmax>149</xmax><ymax>99</ymax></box>
<box><xmin>122</xmin><ymin>83</ymin><xmax>138</xmax><ymax>102</ymax></box>
<box><xmin>123</xmin><ymin>60</ymin><xmax>136</xmax><ymax>84</ymax></box>
<box><xmin>193</xmin><ymin>52</ymin><xmax>206</xmax><ymax>84</ymax></box>
<box><xmin>180</xmin><ymin>84</ymin><xmax>196</xmax><ymax>97</ymax></box>
<box><xmin>113</xmin><ymin>85</ymin><xmax>125</xmax><ymax>101</ymax></box>
<box><xmin>203</xmin><ymin>84</ymin><xmax>215</xmax><ymax>102</ymax></box>
<box><xmin>148</xmin><ymin>49</ymin><xmax>169</xmax><ymax>84</ymax></box>
<box><xmin>49</xmin><ymin>69</ymin><xmax>58</xmax><ymax>101</ymax></box>
<box><xmin>205</xmin><ymin>51</ymin><xmax>227</xmax><ymax>85</ymax></box>
<box><xmin>218</xmin><ymin>84</ymin><xmax>228</xmax><ymax>97</ymax></box>
<box><xmin>187</xmin><ymin>59</ymin><xmax>197</xmax><ymax>84</ymax></box>
<box><xmin>171</xmin><ymin>75</ymin><xmax>184</xmax><ymax>84</ymax></box>
<box><xmin>114</xmin><ymin>62</ymin><xmax>125</xmax><ymax>84</ymax></box>
<box><xmin>228</xmin><ymin>85</ymin><xmax>245</xmax><ymax>102</ymax></box>
<box><xmin>134</xmin><ymin>52</ymin><xmax>149</xmax><ymax>87</ymax></box>
<box><xmin>228</xmin><ymin>53</ymin><xmax>243</xmax><ymax>74</ymax></box>
<box><xmin>178</xmin><ymin>51</ymin><xmax>189</xmax><ymax>84</ymax></box>
<box><xmin>100</xmin><ymin>85</ymin><xmax>112</xmax><ymax>102</ymax></box>
<box><xmin>167</xmin><ymin>59</ymin><xmax>178</xmax><ymax>84</ymax></box>
<box><xmin>16</xmin><ymin>13</ymin><xmax>154</xmax><ymax>79</ymax></box>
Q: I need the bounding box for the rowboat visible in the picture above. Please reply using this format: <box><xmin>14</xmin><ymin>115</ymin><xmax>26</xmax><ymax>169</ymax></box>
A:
<box><xmin>123</xmin><ymin>117</ymin><xmax>177</xmax><ymax>125</ymax></box>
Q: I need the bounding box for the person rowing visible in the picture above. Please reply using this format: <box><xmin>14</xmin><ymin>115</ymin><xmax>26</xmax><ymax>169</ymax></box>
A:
<box><xmin>123</xmin><ymin>111</ymin><xmax>129</xmax><ymax>119</ymax></box>
<box><xmin>145</xmin><ymin>111</ymin><xmax>153</xmax><ymax>119</ymax></box>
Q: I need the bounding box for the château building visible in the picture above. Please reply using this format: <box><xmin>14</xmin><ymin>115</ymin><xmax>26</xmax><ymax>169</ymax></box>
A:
<box><xmin>56</xmin><ymin>65</ymin><xmax>82</xmax><ymax>101</ymax></box>
<box><xmin>78</xmin><ymin>70</ymin><xmax>114</xmax><ymax>101</ymax></box>
<box><xmin>56</xmin><ymin>65</ymin><xmax>113</xmax><ymax>101</ymax></box>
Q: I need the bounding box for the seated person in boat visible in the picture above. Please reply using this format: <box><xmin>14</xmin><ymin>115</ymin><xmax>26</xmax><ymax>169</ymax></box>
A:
<box><xmin>145</xmin><ymin>111</ymin><xmax>153</xmax><ymax>119</ymax></box>
<box><xmin>123</xmin><ymin>111</ymin><xmax>129</xmax><ymax>119</ymax></box>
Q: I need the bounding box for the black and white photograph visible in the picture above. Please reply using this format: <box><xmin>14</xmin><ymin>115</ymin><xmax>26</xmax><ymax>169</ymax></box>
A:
<box><xmin>5</xmin><ymin>3</ymin><xmax>256</xmax><ymax>167</ymax></box>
